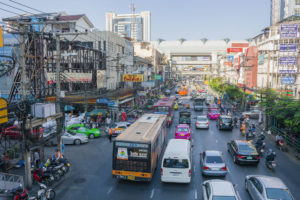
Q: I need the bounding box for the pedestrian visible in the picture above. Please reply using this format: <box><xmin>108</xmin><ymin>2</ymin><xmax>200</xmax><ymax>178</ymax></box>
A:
<box><xmin>34</xmin><ymin>151</ymin><xmax>40</xmax><ymax>169</ymax></box>
<box><xmin>106</xmin><ymin>116</ymin><xmax>111</xmax><ymax>128</ymax></box>
<box><xmin>108</xmin><ymin>129</ymin><xmax>112</xmax><ymax>143</ymax></box>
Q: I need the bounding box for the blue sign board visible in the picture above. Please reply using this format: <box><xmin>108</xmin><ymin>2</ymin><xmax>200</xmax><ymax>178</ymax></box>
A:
<box><xmin>279</xmin><ymin>70</ymin><xmax>296</xmax><ymax>74</ymax></box>
<box><xmin>279</xmin><ymin>57</ymin><xmax>297</xmax><ymax>65</ymax></box>
<box><xmin>107</xmin><ymin>102</ymin><xmax>116</xmax><ymax>107</ymax></box>
<box><xmin>280</xmin><ymin>44</ymin><xmax>297</xmax><ymax>52</ymax></box>
<box><xmin>227</xmin><ymin>55</ymin><xmax>234</xmax><ymax>62</ymax></box>
<box><xmin>281</xmin><ymin>76</ymin><xmax>295</xmax><ymax>85</ymax></box>
<box><xmin>280</xmin><ymin>24</ymin><xmax>298</xmax><ymax>39</ymax></box>
<box><xmin>96</xmin><ymin>98</ymin><xmax>110</xmax><ymax>104</ymax></box>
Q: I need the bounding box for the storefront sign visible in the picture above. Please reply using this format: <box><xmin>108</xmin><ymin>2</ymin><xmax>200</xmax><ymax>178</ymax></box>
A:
<box><xmin>279</xmin><ymin>57</ymin><xmax>297</xmax><ymax>65</ymax></box>
<box><xmin>258</xmin><ymin>54</ymin><xmax>264</xmax><ymax>65</ymax></box>
<box><xmin>96</xmin><ymin>98</ymin><xmax>110</xmax><ymax>104</ymax></box>
<box><xmin>154</xmin><ymin>75</ymin><xmax>162</xmax><ymax>80</ymax></box>
<box><xmin>47</xmin><ymin>72</ymin><xmax>92</xmax><ymax>84</ymax></box>
<box><xmin>227</xmin><ymin>55</ymin><xmax>234</xmax><ymax>62</ymax></box>
<box><xmin>122</xmin><ymin>74</ymin><xmax>143</xmax><ymax>82</ymax></box>
<box><xmin>280</xmin><ymin>24</ymin><xmax>299</xmax><ymax>39</ymax></box>
<box><xmin>227</xmin><ymin>48</ymin><xmax>243</xmax><ymax>53</ymax></box>
<box><xmin>141</xmin><ymin>81</ymin><xmax>155</xmax><ymax>87</ymax></box>
<box><xmin>280</xmin><ymin>44</ymin><xmax>297</xmax><ymax>52</ymax></box>
<box><xmin>231</xmin><ymin>43</ymin><xmax>249</xmax><ymax>48</ymax></box>
<box><xmin>281</xmin><ymin>76</ymin><xmax>295</xmax><ymax>84</ymax></box>
<box><xmin>279</xmin><ymin>70</ymin><xmax>296</xmax><ymax>74</ymax></box>
<box><xmin>224</xmin><ymin>62</ymin><xmax>232</xmax><ymax>66</ymax></box>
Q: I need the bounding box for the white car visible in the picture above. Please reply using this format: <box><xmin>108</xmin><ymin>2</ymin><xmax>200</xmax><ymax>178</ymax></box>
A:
<box><xmin>50</xmin><ymin>131</ymin><xmax>88</xmax><ymax>145</ymax></box>
<box><xmin>195</xmin><ymin>115</ymin><xmax>209</xmax><ymax>129</ymax></box>
<box><xmin>202</xmin><ymin>179</ymin><xmax>240</xmax><ymax>200</ymax></box>
<box><xmin>106</xmin><ymin>122</ymin><xmax>131</xmax><ymax>136</ymax></box>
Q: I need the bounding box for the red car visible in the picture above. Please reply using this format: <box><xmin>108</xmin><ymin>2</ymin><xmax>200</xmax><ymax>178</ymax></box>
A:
<box><xmin>1</xmin><ymin>126</ymin><xmax>44</xmax><ymax>140</ymax></box>
<box><xmin>207</xmin><ymin>109</ymin><xmax>220</xmax><ymax>120</ymax></box>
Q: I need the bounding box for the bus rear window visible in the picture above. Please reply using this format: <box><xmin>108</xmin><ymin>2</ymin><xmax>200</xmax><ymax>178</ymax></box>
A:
<box><xmin>154</xmin><ymin>106</ymin><xmax>170</xmax><ymax>113</ymax></box>
<box><xmin>163</xmin><ymin>159</ymin><xmax>189</xmax><ymax>168</ymax></box>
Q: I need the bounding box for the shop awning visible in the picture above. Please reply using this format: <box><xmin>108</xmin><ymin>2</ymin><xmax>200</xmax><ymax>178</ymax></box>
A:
<box><xmin>119</xmin><ymin>97</ymin><xmax>135</xmax><ymax>105</ymax></box>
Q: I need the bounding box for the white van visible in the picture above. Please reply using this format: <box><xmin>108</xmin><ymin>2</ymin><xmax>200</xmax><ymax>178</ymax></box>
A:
<box><xmin>161</xmin><ymin>139</ymin><xmax>192</xmax><ymax>183</ymax></box>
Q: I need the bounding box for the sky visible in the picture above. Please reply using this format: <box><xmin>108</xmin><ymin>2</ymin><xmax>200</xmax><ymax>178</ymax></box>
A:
<box><xmin>0</xmin><ymin>0</ymin><xmax>271</xmax><ymax>41</ymax></box>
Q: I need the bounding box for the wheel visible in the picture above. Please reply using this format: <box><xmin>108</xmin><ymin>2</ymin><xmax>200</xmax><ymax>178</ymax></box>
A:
<box><xmin>54</xmin><ymin>173</ymin><xmax>61</xmax><ymax>181</ymax></box>
<box><xmin>74</xmin><ymin>139</ymin><xmax>81</xmax><ymax>145</ymax></box>
<box><xmin>46</xmin><ymin>189</ymin><xmax>56</xmax><ymax>200</ymax></box>
<box><xmin>89</xmin><ymin>134</ymin><xmax>95</xmax><ymax>139</ymax></box>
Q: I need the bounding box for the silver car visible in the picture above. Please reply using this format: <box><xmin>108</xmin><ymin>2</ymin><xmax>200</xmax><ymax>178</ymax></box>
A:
<box><xmin>195</xmin><ymin>115</ymin><xmax>209</xmax><ymax>129</ymax></box>
<box><xmin>202</xmin><ymin>179</ymin><xmax>240</xmax><ymax>200</ymax></box>
<box><xmin>245</xmin><ymin>175</ymin><xmax>294</xmax><ymax>200</ymax></box>
<box><xmin>50</xmin><ymin>131</ymin><xmax>88</xmax><ymax>145</ymax></box>
<box><xmin>200</xmin><ymin>150</ymin><xmax>227</xmax><ymax>177</ymax></box>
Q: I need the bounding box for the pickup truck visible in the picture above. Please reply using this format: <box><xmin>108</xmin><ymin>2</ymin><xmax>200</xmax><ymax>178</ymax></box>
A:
<box><xmin>179</xmin><ymin>111</ymin><xmax>191</xmax><ymax>124</ymax></box>
<box><xmin>1</xmin><ymin>125</ymin><xmax>44</xmax><ymax>140</ymax></box>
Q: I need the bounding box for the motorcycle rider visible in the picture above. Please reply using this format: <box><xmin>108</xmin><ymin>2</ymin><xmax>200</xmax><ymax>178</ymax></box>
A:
<box><xmin>240</xmin><ymin>122</ymin><xmax>246</xmax><ymax>135</ymax></box>
<box><xmin>276</xmin><ymin>134</ymin><xmax>284</xmax><ymax>146</ymax></box>
<box><xmin>255</xmin><ymin>138</ymin><xmax>263</xmax><ymax>150</ymax></box>
<box><xmin>233</xmin><ymin>117</ymin><xmax>238</xmax><ymax>127</ymax></box>
<box><xmin>266</xmin><ymin>149</ymin><xmax>276</xmax><ymax>162</ymax></box>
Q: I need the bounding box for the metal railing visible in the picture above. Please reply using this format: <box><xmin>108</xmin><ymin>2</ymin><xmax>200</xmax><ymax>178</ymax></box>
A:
<box><xmin>270</xmin><ymin>127</ymin><xmax>300</xmax><ymax>152</ymax></box>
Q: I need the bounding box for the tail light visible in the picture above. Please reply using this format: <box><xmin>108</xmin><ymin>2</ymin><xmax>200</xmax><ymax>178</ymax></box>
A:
<box><xmin>196</xmin><ymin>122</ymin><xmax>199</xmax><ymax>125</ymax></box>
<box><xmin>188</xmin><ymin>169</ymin><xmax>191</xmax><ymax>177</ymax></box>
<box><xmin>203</xmin><ymin>166</ymin><xmax>209</xmax><ymax>170</ymax></box>
<box><xmin>207</xmin><ymin>122</ymin><xmax>209</xmax><ymax>125</ymax></box>
<box><xmin>221</xmin><ymin>166</ymin><xmax>227</xmax><ymax>171</ymax></box>
<box><xmin>161</xmin><ymin>168</ymin><xmax>163</xmax><ymax>176</ymax></box>
<box><xmin>237</xmin><ymin>155</ymin><xmax>245</xmax><ymax>159</ymax></box>
<box><xmin>254</xmin><ymin>156</ymin><xmax>260</xmax><ymax>160</ymax></box>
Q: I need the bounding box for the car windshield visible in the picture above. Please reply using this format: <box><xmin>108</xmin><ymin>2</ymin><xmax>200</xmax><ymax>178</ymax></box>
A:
<box><xmin>266</xmin><ymin>188</ymin><xmax>294</xmax><ymax>200</ymax></box>
<box><xmin>238</xmin><ymin>143</ymin><xmax>256</xmax><ymax>153</ymax></box>
<box><xmin>78</xmin><ymin>127</ymin><xmax>87</xmax><ymax>131</ymax></box>
<box><xmin>177</xmin><ymin>127</ymin><xmax>189</xmax><ymax>132</ymax></box>
<box><xmin>163</xmin><ymin>159</ymin><xmax>189</xmax><ymax>168</ymax></box>
<box><xmin>206</xmin><ymin>156</ymin><xmax>223</xmax><ymax>164</ymax></box>
<box><xmin>197</xmin><ymin>117</ymin><xmax>206</xmax><ymax>121</ymax></box>
<box><xmin>222</xmin><ymin>118</ymin><xmax>232</xmax><ymax>123</ymax></box>
<box><xmin>211</xmin><ymin>110</ymin><xmax>219</xmax><ymax>114</ymax></box>
<box><xmin>212</xmin><ymin>196</ymin><xmax>236</xmax><ymax>200</ymax></box>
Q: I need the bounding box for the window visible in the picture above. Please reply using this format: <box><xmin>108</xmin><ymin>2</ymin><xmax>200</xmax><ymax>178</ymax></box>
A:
<box><xmin>205</xmin><ymin>156</ymin><xmax>223</xmax><ymax>164</ymax></box>
<box><xmin>250</xmin><ymin>178</ymin><xmax>263</xmax><ymax>194</ymax></box>
<box><xmin>238</xmin><ymin>144</ymin><xmax>256</xmax><ymax>153</ymax></box>
<box><xmin>266</xmin><ymin>188</ymin><xmax>293</xmax><ymax>200</ymax></box>
<box><xmin>163</xmin><ymin>159</ymin><xmax>189</xmax><ymax>168</ymax></box>
<box><xmin>205</xmin><ymin>183</ymin><xmax>211</xmax><ymax>199</ymax></box>
<box><xmin>176</xmin><ymin>127</ymin><xmax>189</xmax><ymax>132</ymax></box>
<box><xmin>296</xmin><ymin>0</ymin><xmax>300</xmax><ymax>5</ymax></box>
<box><xmin>295</xmin><ymin>8</ymin><xmax>300</xmax><ymax>15</ymax></box>
<box><xmin>98</xmin><ymin>41</ymin><xmax>101</xmax><ymax>51</ymax></box>
<box><xmin>103</xmin><ymin>41</ymin><xmax>106</xmax><ymax>51</ymax></box>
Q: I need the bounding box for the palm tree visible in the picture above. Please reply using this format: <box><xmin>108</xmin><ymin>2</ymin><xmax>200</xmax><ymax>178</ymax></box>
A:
<box><xmin>200</xmin><ymin>38</ymin><xmax>208</xmax><ymax>44</ymax></box>
<box><xmin>223</xmin><ymin>38</ymin><xmax>230</xmax><ymax>44</ymax></box>
<box><xmin>178</xmin><ymin>38</ymin><xmax>186</xmax><ymax>44</ymax></box>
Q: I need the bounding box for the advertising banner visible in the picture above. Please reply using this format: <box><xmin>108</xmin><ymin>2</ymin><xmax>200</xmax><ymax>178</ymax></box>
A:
<box><xmin>141</xmin><ymin>81</ymin><xmax>155</xmax><ymax>87</ymax></box>
<box><xmin>258</xmin><ymin>54</ymin><xmax>265</xmax><ymax>65</ymax></box>
<box><xmin>97</xmin><ymin>70</ymin><xmax>106</xmax><ymax>88</ymax></box>
<box><xmin>154</xmin><ymin>74</ymin><xmax>162</xmax><ymax>80</ymax></box>
<box><xmin>280</xmin><ymin>44</ymin><xmax>297</xmax><ymax>52</ymax></box>
<box><xmin>96</xmin><ymin>98</ymin><xmax>110</xmax><ymax>104</ymax></box>
<box><xmin>279</xmin><ymin>70</ymin><xmax>296</xmax><ymax>74</ymax></box>
<box><xmin>0</xmin><ymin>27</ymin><xmax>3</xmax><ymax>47</ymax></box>
<box><xmin>279</xmin><ymin>57</ymin><xmax>297</xmax><ymax>65</ymax></box>
<box><xmin>281</xmin><ymin>76</ymin><xmax>295</xmax><ymax>84</ymax></box>
<box><xmin>227</xmin><ymin>55</ymin><xmax>234</xmax><ymax>62</ymax></box>
<box><xmin>280</xmin><ymin>24</ymin><xmax>299</xmax><ymax>39</ymax></box>
<box><xmin>231</xmin><ymin>43</ymin><xmax>249</xmax><ymax>48</ymax></box>
<box><xmin>227</xmin><ymin>48</ymin><xmax>243</xmax><ymax>53</ymax></box>
<box><xmin>224</xmin><ymin>62</ymin><xmax>232</xmax><ymax>66</ymax></box>
<box><xmin>47</xmin><ymin>72</ymin><xmax>92</xmax><ymax>84</ymax></box>
<box><xmin>122</xmin><ymin>74</ymin><xmax>143</xmax><ymax>82</ymax></box>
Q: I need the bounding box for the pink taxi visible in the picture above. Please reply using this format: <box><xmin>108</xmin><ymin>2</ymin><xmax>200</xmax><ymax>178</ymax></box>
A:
<box><xmin>175</xmin><ymin>124</ymin><xmax>191</xmax><ymax>140</ymax></box>
<box><xmin>207</xmin><ymin>109</ymin><xmax>220</xmax><ymax>120</ymax></box>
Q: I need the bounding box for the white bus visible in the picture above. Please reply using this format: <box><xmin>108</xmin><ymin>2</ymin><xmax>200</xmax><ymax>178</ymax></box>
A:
<box><xmin>161</xmin><ymin>139</ymin><xmax>192</xmax><ymax>183</ymax></box>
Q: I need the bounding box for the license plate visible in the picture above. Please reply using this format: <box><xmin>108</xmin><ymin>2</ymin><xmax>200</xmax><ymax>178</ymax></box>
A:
<box><xmin>127</xmin><ymin>175</ymin><xmax>135</xmax><ymax>180</ymax></box>
<box><xmin>247</xmin><ymin>157</ymin><xmax>252</xmax><ymax>160</ymax></box>
<box><xmin>181</xmin><ymin>134</ymin><xmax>184</xmax><ymax>136</ymax></box>
<box><xmin>211</xmin><ymin>168</ymin><xmax>219</xmax><ymax>171</ymax></box>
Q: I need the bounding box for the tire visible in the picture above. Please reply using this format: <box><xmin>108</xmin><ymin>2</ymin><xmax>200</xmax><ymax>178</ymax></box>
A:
<box><xmin>74</xmin><ymin>139</ymin><xmax>81</xmax><ymax>145</ymax></box>
<box><xmin>46</xmin><ymin>189</ymin><xmax>56</xmax><ymax>200</ymax></box>
<box><xmin>89</xmin><ymin>134</ymin><xmax>95</xmax><ymax>139</ymax></box>
<box><xmin>54</xmin><ymin>173</ymin><xmax>61</xmax><ymax>181</ymax></box>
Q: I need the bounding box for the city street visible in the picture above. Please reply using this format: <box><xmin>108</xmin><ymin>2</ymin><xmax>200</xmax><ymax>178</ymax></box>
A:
<box><xmin>54</xmin><ymin>95</ymin><xmax>300</xmax><ymax>200</ymax></box>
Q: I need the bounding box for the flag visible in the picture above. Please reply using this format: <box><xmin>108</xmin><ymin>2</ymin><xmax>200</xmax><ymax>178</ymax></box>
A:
<box><xmin>0</xmin><ymin>27</ymin><xmax>3</xmax><ymax>47</ymax></box>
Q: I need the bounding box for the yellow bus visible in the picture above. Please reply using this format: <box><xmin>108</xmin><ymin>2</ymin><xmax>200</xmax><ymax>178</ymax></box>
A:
<box><xmin>112</xmin><ymin>114</ymin><xmax>167</xmax><ymax>181</ymax></box>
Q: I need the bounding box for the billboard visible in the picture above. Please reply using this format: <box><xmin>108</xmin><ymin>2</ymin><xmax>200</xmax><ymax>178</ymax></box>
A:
<box><xmin>224</xmin><ymin>62</ymin><xmax>232</xmax><ymax>66</ymax></box>
<box><xmin>231</xmin><ymin>43</ymin><xmax>249</xmax><ymax>48</ymax></box>
<box><xmin>227</xmin><ymin>55</ymin><xmax>234</xmax><ymax>62</ymax></box>
<box><xmin>279</xmin><ymin>70</ymin><xmax>296</xmax><ymax>74</ymax></box>
<box><xmin>279</xmin><ymin>57</ymin><xmax>297</xmax><ymax>65</ymax></box>
<box><xmin>280</xmin><ymin>24</ymin><xmax>298</xmax><ymax>39</ymax></box>
<box><xmin>227</xmin><ymin>48</ymin><xmax>243</xmax><ymax>53</ymax></box>
<box><xmin>281</xmin><ymin>76</ymin><xmax>295</xmax><ymax>85</ymax></box>
<box><xmin>47</xmin><ymin>72</ymin><xmax>93</xmax><ymax>84</ymax></box>
<box><xmin>280</xmin><ymin>44</ymin><xmax>297</xmax><ymax>52</ymax></box>
<box><xmin>141</xmin><ymin>81</ymin><xmax>155</xmax><ymax>87</ymax></box>
<box><xmin>122</xmin><ymin>74</ymin><xmax>143</xmax><ymax>82</ymax></box>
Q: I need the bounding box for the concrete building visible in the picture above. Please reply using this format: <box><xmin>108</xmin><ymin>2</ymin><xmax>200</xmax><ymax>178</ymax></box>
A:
<box><xmin>253</xmin><ymin>16</ymin><xmax>300</xmax><ymax>97</ymax></box>
<box><xmin>106</xmin><ymin>11</ymin><xmax>151</xmax><ymax>42</ymax></box>
<box><xmin>271</xmin><ymin>0</ymin><xmax>300</xmax><ymax>25</ymax></box>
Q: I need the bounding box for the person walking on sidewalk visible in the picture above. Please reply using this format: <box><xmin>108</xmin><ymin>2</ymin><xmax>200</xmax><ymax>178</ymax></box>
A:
<box><xmin>108</xmin><ymin>129</ymin><xmax>112</xmax><ymax>143</ymax></box>
<box><xmin>34</xmin><ymin>151</ymin><xmax>40</xmax><ymax>169</ymax></box>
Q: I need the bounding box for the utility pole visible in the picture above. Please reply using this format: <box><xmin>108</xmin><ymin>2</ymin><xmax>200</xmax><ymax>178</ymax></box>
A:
<box><xmin>55</xmin><ymin>33</ymin><xmax>63</xmax><ymax>151</ymax></box>
<box><xmin>20</xmin><ymin>24</ymin><xmax>32</xmax><ymax>189</ymax></box>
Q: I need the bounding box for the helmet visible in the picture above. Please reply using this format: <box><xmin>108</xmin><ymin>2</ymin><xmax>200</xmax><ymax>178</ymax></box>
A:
<box><xmin>272</xmin><ymin>152</ymin><xmax>276</xmax><ymax>156</ymax></box>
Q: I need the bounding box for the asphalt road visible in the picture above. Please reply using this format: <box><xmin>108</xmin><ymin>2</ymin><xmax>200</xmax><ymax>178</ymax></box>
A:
<box><xmin>54</xmin><ymin>95</ymin><xmax>300</xmax><ymax>200</ymax></box>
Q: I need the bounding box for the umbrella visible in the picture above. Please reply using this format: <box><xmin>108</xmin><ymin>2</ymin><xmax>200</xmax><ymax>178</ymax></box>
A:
<box><xmin>64</xmin><ymin>105</ymin><xmax>75</xmax><ymax>111</ymax></box>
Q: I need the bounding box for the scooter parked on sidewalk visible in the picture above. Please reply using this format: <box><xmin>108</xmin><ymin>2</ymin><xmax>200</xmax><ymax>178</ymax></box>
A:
<box><xmin>33</xmin><ymin>168</ymin><xmax>55</xmax><ymax>186</ymax></box>
<box><xmin>10</xmin><ymin>183</ymin><xmax>55</xmax><ymax>200</ymax></box>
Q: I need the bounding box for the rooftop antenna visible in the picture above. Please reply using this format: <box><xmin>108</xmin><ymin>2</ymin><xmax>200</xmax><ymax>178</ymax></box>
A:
<box><xmin>130</xmin><ymin>0</ymin><xmax>136</xmax><ymax>41</ymax></box>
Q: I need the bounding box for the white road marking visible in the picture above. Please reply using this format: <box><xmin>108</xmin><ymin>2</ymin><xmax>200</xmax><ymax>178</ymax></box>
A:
<box><xmin>107</xmin><ymin>187</ymin><xmax>113</xmax><ymax>194</ymax></box>
<box><xmin>150</xmin><ymin>188</ymin><xmax>155</xmax><ymax>199</ymax></box>
<box><xmin>237</xmin><ymin>191</ymin><xmax>241</xmax><ymax>200</ymax></box>
<box><xmin>195</xmin><ymin>190</ymin><xmax>198</xmax><ymax>199</ymax></box>
<box><xmin>227</xmin><ymin>166</ymin><xmax>230</xmax><ymax>173</ymax></box>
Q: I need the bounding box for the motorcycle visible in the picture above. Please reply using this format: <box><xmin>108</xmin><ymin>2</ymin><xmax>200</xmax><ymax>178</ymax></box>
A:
<box><xmin>10</xmin><ymin>183</ymin><xmax>55</xmax><ymax>200</ymax></box>
<box><xmin>246</xmin><ymin>131</ymin><xmax>255</xmax><ymax>140</ymax></box>
<box><xmin>45</xmin><ymin>164</ymin><xmax>64</xmax><ymax>181</ymax></box>
<box><xmin>256</xmin><ymin>146</ymin><xmax>265</xmax><ymax>157</ymax></box>
<box><xmin>266</xmin><ymin>160</ymin><xmax>277</xmax><ymax>170</ymax></box>
<box><xmin>11</xmin><ymin>186</ymin><xmax>29</xmax><ymax>200</ymax></box>
<box><xmin>276</xmin><ymin>139</ymin><xmax>288</xmax><ymax>152</ymax></box>
<box><xmin>33</xmin><ymin>168</ymin><xmax>55</xmax><ymax>186</ymax></box>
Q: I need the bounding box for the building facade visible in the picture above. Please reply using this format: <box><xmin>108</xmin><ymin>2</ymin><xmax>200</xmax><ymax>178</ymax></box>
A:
<box><xmin>271</xmin><ymin>0</ymin><xmax>300</xmax><ymax>25</ymax></box>
<box><xmin>106</xmin><ymin>11</ymin><xmax>151</xmax><ymax>42</ymax></box>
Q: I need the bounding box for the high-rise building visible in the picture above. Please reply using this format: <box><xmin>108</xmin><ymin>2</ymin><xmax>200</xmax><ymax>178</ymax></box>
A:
<box><xmin>105</xmin><ymin>11</ymin><xmax>151</xmax><ymax>42</ymax></box>
<box><xmin>271</xmin><ymin>0</ymin><xmax>300</xmax><ymax>25</ymax></box>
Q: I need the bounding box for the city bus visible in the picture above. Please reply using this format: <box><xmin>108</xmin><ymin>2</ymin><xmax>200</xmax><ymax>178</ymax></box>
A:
<box><xmin>179</xmin><ymin>87</ymin><xmax>188</xmax><ymax>96</ymax></box>
<box><xmin>112</xmin><ymin>114</ymin><xmax>167</xmax><ymax>181</ymax></box>
<box><xmin>153</xmin><ymin>97</ymin><xmax>175</xmax><ymax>127</ymax></box>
